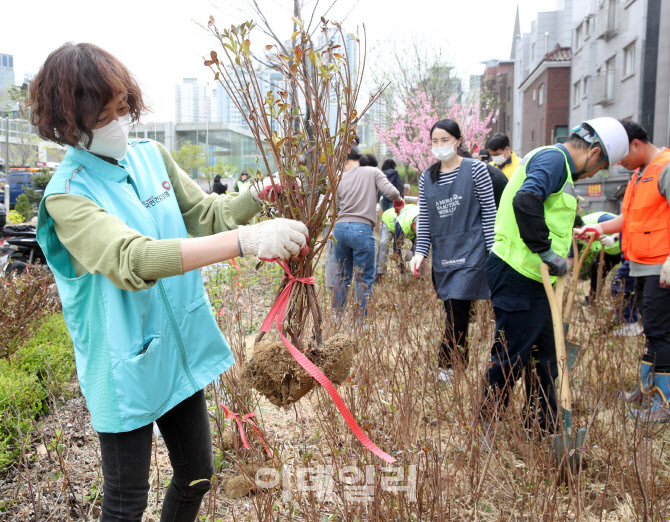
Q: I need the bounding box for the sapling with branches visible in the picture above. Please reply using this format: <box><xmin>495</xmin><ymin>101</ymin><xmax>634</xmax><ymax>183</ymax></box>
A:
<box><xmin>205</xmin><ymin>16</ymin><xmax>387</xmax><ymax>350</ymax></box>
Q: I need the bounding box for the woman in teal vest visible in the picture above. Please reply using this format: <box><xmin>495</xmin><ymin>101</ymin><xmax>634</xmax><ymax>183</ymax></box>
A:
<box><xmin>27</xmin><ymin>43</ymin><xmax>308</xmax><ymax>522</ymax></box>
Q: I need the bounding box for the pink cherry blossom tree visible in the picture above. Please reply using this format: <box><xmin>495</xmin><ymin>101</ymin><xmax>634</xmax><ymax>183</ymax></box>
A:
<box><xmin>375</xmin><ymin>91</ymin><xmax>498</xmax><ymax>174</ymax></box>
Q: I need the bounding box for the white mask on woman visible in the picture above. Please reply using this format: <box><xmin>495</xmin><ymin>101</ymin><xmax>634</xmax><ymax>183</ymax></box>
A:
<box><xmin>432</xmin><ymin>144</ymin><xmax>456</xmax><ymax>162</ymax></box>
<box><xmin>86</xmin><ymin>114</ymin><xmax>131</xmax><ymax>160</ymax></box>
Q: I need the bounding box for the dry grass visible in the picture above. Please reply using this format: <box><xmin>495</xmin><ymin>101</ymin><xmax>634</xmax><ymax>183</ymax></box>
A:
<box><xmin>1</xmin><ymin>258</ymin><xmax>669</xmax><ymax>521</ymax></box>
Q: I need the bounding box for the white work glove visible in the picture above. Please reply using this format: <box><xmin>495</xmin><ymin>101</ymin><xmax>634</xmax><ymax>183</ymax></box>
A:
<box><xmin>238</xmin><ymin>218</ymin><xmax>309</xmax><ymax>260</ymax></box>
<box><xmin>409</xmin><ymin>254</ymin><xmax>424</xmax><ymax>278</ymax></box>
<box><xmin>600</xmin><ymin>234</ymin><xmax>617</xmax><ymax>248</ymax></box>
<box><xmin>574</xmin><ymin>223</ymin><xmax>603</xmax><ymax>241</ymax></box>
<box><xmin>660</xmin><ymin>256</ymin><xmax>670</xmax><ymax>288</ymax></box>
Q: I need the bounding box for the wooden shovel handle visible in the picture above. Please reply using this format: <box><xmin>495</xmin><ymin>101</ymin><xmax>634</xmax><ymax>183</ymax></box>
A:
<box><xmin>540</xmin><ymin>263</ymin><xmax>572</xmax><ymax>414</ymax></box>
<box><xmin>565</xmin><ymin>231</ymin><xmax>596</xmax><ymax>323</ymax></box>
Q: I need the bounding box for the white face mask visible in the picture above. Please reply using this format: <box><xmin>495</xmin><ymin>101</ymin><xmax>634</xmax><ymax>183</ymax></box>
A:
<box><xmin>492</xmin><ymin>154</ymin><xmax>506</xmax><ymax>165</ymax></box>
<box><xmin>86</xmin><ymin>114</ymin><xmax>131</xmax><ymax>160</ymax></box>
<box><xmin>432</xmin><ymin>144</ymin><xmax>456</xmax><ymax>162</ymax></box>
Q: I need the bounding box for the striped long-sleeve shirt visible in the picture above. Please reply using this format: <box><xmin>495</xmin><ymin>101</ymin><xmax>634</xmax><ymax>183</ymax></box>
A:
<box><xmin>415</xmin><ymin>160</ymin><xmax>496</xmax><ymax>258</ymax></box>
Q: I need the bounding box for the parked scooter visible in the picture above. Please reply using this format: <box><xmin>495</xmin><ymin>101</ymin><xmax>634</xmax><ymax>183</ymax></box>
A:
<box><xmin>0</xmin><ymin>224</ymin><xmax>49</xmax><ymax>277</ymax></box>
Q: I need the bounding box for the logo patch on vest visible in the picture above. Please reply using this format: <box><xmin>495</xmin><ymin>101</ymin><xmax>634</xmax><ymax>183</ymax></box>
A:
<box><xmin>142</xmin><ymin>189</ymin><xmax>172</xmax><ymax>209</ymax></box>
<box><xmin>642</xmin><ymin>177</ymin><xmax>653</xmax><ymax>183</ymax></box>
<box><xmin>163</xmin><ymin>180</ymin><xmax>172</xmax><ymax>190</ymax></box>
<box><xmin>435</xmin><ymin>194</ymin><xmax>463</xmax><ymax>218</ymax></box>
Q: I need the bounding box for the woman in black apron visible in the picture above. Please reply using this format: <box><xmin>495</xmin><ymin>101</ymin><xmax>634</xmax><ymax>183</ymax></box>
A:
<box><xmin>410</xmin><ymin>119</ymin><xmax>496</xmax><ymax>381</ymax></box>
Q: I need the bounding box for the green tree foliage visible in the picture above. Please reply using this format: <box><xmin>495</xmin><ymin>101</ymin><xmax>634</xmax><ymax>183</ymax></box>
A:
<box><xmin>202</xmin><ymin>158</ymin><xmax>237</xmax><ymax>191</ymax></box>
<box><xmin>14</xmin><ymin>194</ymin><xmax>32</xmax><ymax>222</ymax></box>
<box><xmin>172</xmin><ymin>141</ymin><xmax>208</xmax><ymax>179</ymax></box>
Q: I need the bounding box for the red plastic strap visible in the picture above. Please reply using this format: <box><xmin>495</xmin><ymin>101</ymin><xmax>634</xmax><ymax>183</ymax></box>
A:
<box><xmin>260</xmin><ymin>259</ymin><xmax>396</xmax><ymax>464</ymax></box>
<box><xmin>221</xmin><ymin>403</ymin><xmax>273</xmax><ymax>457</ymax></box>
<box><xmin>229</xmin><ymin>258</ymin><xmax>242</xmax><ymax>287</ymax></box>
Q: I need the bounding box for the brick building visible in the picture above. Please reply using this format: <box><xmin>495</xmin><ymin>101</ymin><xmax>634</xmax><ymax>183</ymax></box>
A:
<box><xmin>481</xmin><ymin>59</ymin><xmax>515</xmax><ymax>145</ymax></box>
<box><xmin>518</xmin><ymin>46</ymin><xmax>572</xmax><ymax>155</ymax></box>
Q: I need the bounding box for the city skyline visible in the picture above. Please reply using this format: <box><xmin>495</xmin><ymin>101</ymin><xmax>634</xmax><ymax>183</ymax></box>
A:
<box><xmin>2</xmin><ymin>0</ymin><xmax>557</xmax><ymax>122</ymax></box>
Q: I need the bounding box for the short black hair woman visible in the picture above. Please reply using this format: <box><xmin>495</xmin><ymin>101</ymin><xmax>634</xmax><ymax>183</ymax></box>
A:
<box><xmin>28</xmin><ymin>42</ymin><xmax>308</xmax><ymax>521</ymax></box>
<box><xmin>410</xmin><ymin>118</ymin><xmax>497</xmax><ymax>382</ymax></box>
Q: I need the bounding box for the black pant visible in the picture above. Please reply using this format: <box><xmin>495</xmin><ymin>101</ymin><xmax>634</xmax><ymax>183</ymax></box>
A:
<box><xmin>589</xmin><ymin>252</ymin><xmax>621</xmax><ymax>297</ymax></box>
<box><xmin>483</xmin><ymin>254</ymin><xmax>558</xmax><ymax>432</ymax></box>
<box><xmin>440</xmin><ymin>299</ymin><xmax>474</xmax><ymax>369</ymax></box>
<box><xmin>636</xmin><ymin>275</ymin><xmax>670</xmax><ymax>371</ymax></box>
<box><xmin>98</xmin><ymin>390</ymin><xmax>214</xmax><ymax>522</ymax></box>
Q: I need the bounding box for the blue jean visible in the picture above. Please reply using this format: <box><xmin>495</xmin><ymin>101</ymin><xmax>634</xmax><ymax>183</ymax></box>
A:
<box><xmin>611</xmin><ymin>259</ymin><xmax>638</xmax><ymax>323</ymax></box>
<box><xmin>333</xmin><ymin>222</ymin><xmax>376</xmax><ymax>316</ymax></box>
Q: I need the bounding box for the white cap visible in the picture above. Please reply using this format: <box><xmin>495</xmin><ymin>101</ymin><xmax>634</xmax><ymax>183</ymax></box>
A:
<box><xmin>572</xmin><ymin>117</ymin><xmax>629</xmax><ymax>167</ymax></box>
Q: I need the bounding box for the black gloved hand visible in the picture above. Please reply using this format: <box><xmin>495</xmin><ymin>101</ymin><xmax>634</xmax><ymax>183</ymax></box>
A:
<box><xmin>539</xmin><ymin>248</ymin><xmax>568</xmax><ymax>276</ymax></box>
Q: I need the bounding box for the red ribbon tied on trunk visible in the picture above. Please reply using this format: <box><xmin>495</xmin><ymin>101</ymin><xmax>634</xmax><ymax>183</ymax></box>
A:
<box><xmin>259</xmin><ymin>258</ymin><xmax>396</xmax><ymax>464</ymax></box>
<box><xmin>221</xmin><ymin>403</ymin><xmax>273</xmax><ymax>457</ymax></box>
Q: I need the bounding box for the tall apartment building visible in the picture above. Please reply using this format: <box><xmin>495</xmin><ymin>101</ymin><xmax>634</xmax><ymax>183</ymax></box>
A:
<box><xmin>0</xmin><ymin>54</ymin><xmax>14</xmax><ymax>91</ymax></box>
<box><xmin>175</xmin><ymin>78</ymin><xmax>212</xmax><ymax>123</ymax></box>
<box><xmin>569</xmin><ymin>0</ymin><xmax>669</xmax><ymax>145</ymax></box>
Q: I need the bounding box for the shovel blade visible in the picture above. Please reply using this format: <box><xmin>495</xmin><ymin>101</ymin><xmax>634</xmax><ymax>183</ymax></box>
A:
<box><xmin>563</xmin><ymin>322</ymin><xmax>581</xmax><ymax>369</ymax></box>
<box><xmin>552</xmin><ymin>427</ymin><xmax>587</xmax><ymax>472</ymax></box>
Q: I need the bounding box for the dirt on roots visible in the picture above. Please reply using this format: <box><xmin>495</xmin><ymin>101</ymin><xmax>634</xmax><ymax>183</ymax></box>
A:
<box><xmin>241</xmin><ymin>333</ymin><xmax>353</xmax><ymax>407</ymax></box>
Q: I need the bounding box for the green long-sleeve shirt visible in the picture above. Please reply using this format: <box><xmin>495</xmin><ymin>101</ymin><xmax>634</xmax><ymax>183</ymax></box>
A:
<box><xmin>44</xmin><ymin>142</ymin><xmax>260</xmax><ymax>291</ymax></box>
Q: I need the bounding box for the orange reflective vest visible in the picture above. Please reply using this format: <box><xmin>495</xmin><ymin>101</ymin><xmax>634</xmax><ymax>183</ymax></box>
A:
<box><xmin>621</xmin><ymin>148</ymin><xmax>670</xmax><ymax>265</ymax></box>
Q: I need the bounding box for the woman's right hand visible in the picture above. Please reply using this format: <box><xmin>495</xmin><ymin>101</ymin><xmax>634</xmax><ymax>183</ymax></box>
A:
<box><xmin>238</xmin><ymin>218</ymin><xmax>309</xmax><ymax>260</ymax></box>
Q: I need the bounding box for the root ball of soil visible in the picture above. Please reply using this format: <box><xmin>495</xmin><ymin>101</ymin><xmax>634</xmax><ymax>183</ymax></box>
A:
<box><xmin>242</xmin><ymin>334</ymin><xmax>353</xmax><ymax>407</ymax></box>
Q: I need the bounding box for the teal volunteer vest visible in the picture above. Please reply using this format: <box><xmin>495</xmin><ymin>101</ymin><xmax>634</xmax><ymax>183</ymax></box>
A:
<box><xmin>37</xmin><ymin>140</ymin><xmax>234</xmax><ymax>433</ymax></box>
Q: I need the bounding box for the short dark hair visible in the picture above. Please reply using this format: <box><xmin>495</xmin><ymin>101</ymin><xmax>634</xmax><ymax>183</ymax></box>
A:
<box><xmin>214</xmin><ymin>174</ymin><xmax>222</xmax><ymax>182</ymax></box>
<box><xmin>347</xmin><ymin>145</ymin><xmax>361</xmax><ymax>161</ymax></box>
<box><xmin>359</xmin><ymin>154</ymin><xmax>378</xmax><ymax>168</ymax></box>
<box><xmin>381</xmin><ymin>159</ymin><xmax>396</xmax><ymax>171</ymax></box>
<box><xmin>621</xmin><ymin>120</ymin><xmax>650</xmax><ymax>144</ymax></box>
<box><xmin>458</xmin><ymin>149</ymin><xmax>473</xmax><ymax>158</ymax></box>
<box><xmin>26</xmin><ymin>42</ymin><xmax>147</xmax><ymax>148</ymax></box>
<box><xmin>240</xmin><ymin>171</ymin><xmax>248</xmax><ymax>178</ymax></box>
<box><xmin>485</xmin><ymin>133</ymin><xmax>510</xmax><ymax>151</ymax></box>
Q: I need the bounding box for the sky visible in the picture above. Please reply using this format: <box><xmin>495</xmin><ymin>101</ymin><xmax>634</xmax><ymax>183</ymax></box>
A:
<box><xmin>1</xmin><ymin>0</ymin><xmax>558</xmax><ymax>122</ymax></box>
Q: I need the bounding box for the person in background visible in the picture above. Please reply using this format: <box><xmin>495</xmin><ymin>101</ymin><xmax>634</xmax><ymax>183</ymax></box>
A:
<box><xmin>27</xmin><ymin>42</ymin><xmax>308</xmax><ymax>522</ymax></box>
<box><xmin>358</xmin><ymin>153</ymin><xmax>378</xmax><ymax>167</ymax></box>
<box><xmin>461</xmin><ymin>149</ymin><xmax>507</xmax><ymax>208</ymax></box>
<box><xmin>482</xmin><ymin>117</ymin><xmax>629</xmax><ymax>437</ymax></box>
<box><xmin>410</xmin><ymin>119</ymin><xmax>496</xmax><ymax>382</ymax></box>
<box><xmin>568</xmin><ymin>211</ymin><xmax>621</xmax><ymax>304</ymax></box>
<box><xmin>212</xmin><ymin>174</ymin><xmax>227</xmax><ymax>195</ymax></box>
<box><xmin>486</xmin><ymin>133</ymin><xmax>521</xmax><ymax>180</ymax></box>
<box><xmin>376</xmin><ymin>203</ymin><xmax>419</xmax><ymax>280</ymax></box>
<box><xmin>610</xmin><ymin>259</ymin><xmax>641</xmax><ymax>336</ymax></box>
<box><xmin>379</xmin><ymin>159</ymin><xmax>404</xmax><ymax>212</ymax></box>
<box><xmin>576</xmin><ymin>120</ymin><xmax>670</xmax><ymax>422</ymax></box>
<box><xmin>235</xmin><ymin>171</ymin><xmax>251</xmax><ymax>193</ymax></box>
<box><xmin>333</xmin><ymin>145</ymin><xmax>401</xmax><ymax>321</ymax></box>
